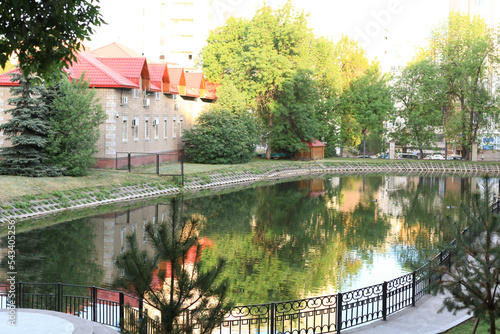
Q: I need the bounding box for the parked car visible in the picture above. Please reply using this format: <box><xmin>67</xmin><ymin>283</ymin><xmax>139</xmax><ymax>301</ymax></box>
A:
<box><xmin>357</xmin><ymin>155</ymin><xmax>371</xmax><ymax>158</ymax></box>
<box><xmin>430</xmin><ymin>154</ymin><xmax>445</xmax><ymax>160</ymax></box>
<box><xmin>448</xmin><ymin>154</ymin><xmax>462</xmax><ymax>160</ymax></box>
<box><xmin>423</xmin><ymin>155</ymin><xmax>431</xmax><ymax>160</ymax></box>
<box><xmin>396</xmin><ymin>153</ymin><xmax>419</xmax><ymax>159</ymax></box>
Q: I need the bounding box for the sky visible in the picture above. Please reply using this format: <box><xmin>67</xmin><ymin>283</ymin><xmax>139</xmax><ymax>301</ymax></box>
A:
<box><xmin>87</xmin><ymin>0</ymin><xmax>450</xmax><ymax>68</ymax></box>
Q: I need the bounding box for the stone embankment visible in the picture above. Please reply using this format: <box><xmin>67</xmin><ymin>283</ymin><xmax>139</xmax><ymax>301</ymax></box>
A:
<box><xmin>1</xmin><ymin>161</ymin><xmax>499</xmax><ymax>223</ymax></box>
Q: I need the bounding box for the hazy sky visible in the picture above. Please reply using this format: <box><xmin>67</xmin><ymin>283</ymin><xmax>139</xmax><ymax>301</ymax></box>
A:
<box><xmin>88</xmin><ymin>0</ymin><xmax>449</xmax><ymax>65</ymax></box>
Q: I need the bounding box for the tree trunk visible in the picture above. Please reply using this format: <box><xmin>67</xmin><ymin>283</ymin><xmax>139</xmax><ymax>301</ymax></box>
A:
<box><xmin>471</xmin><ymin>317</ymin><xmax>480</xmax><ymax>334</ymax></box>
<box><xmin>489</xmin><ymin>309</ymin><xmax>496</xmax><ymax>334</ymax></box>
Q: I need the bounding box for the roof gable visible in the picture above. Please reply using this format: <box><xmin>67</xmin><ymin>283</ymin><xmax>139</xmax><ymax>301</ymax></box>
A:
<box><xmin>148</xmin><ymin>63</ymin><xmax>170</xmax><ymax>93</ymax></box>
<box><xmin>185</xmin><ymin>72</ymin><xmax>206</xmax><ymax>97</ymax></box>
<box><xmin>91</xmin><ymin>42</ymin><xmax>144</xmax><ymax>58</ymax></box>
<box><xmin>168</xmin><ymin>67</ymin><xmax>186</xmax><ymax>95</ymax></box>
<box><xmin>0</xmin><ymin>69</ymin><xmax>21</xmax><ymax>86</ymax></box>
<box><xmin>98</xmin><ymin>57</ymin><xmax>150</xmax><ymax>90</ymax></box>
<box><xmin>66</xmin><ymin>53</ymin><xmax>139</xmax><ymax>89</ymax></box>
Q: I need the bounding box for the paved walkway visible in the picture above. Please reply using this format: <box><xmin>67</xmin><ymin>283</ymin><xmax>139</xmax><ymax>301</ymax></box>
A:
<box><xmin>0</xmin><ymin>309</ymin><xmax>119</xmax><ymax>334</ymax></box>
<box><xmin>344</xmin><ymin>293</ymin><xmax>472</xmax><ymax>334</ymax></box>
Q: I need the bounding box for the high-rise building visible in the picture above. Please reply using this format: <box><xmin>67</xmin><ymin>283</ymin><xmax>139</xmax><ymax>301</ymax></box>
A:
<box><xmin>449</xmin><ymin>0</ymin><xmax>499</xmax><ymax>26</ymax></box>
<box><xmin>137</xmin><ymin>0</ymin><xmax>265</xmax><ymax>71</ymax></box>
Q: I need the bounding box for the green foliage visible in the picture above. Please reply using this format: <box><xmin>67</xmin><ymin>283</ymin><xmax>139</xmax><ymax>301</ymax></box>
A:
<box><xmin>431</xmin><ymin>178</ymin><xmax>500</xmax><ymax>334</ymax></box>
<box><xmin>391</xmin><ymin>59</ymin><xmax>447</xmax><ymax>157</ymax></box>
<box><xmin>0</xmin><ymin>0</ymin><xmax>105</xmax><ymax>80</ymax></box>
<box><xmin>115</xmin><ymin>197</ymin><xmax>233</xmax><ymax>334</ymax></box>
<box><xmin>183</xmin><ymin>107</ymin><xmax>260</xmax><ymax>164</ymax></box>
<box><xmin>271</xmin><ymin>70</ymin><xmax>322</xmax><ymax>153</ymax></box>
<box><xmin>0</xmin><ymin>74</ymin><xmax>61</xmax><ymax>176</ymax></box>
<box><xmin>44</xmin><ymin>74</ymin><xmax>106</xmax><ymax>176</ymax></box>
<box><xmin>336</xmin><ymin>65</ymin><xmax>394</xmax><ymax>150</ymax></box>
<box><xmin>426</xmin><ymin>13</ymin><xmax>500</xmax><ymax>159</ymax></box>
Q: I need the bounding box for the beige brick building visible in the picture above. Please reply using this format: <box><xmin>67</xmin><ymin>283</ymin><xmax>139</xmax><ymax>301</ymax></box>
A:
<box><xmin>0</xmin><ymin>43</ymin><xmax>218</xmax><ymax>168</ymax></box>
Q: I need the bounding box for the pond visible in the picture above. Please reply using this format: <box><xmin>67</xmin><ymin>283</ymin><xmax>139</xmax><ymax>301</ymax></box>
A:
<box><xmin>0</xmin><ymin>175</ymin><xmax>490</xmax><ymax>306</ymax></box>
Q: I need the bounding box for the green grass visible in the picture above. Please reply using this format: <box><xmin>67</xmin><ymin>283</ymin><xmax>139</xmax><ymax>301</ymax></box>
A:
<box><xmin>1</xmin><ymin>157</ymin><xmax>499</xmax><ymax>204</ymax></box>
<box><xmin>445</xmin><ymin>317</ymin><xmax>500</xmax><ymax>333</ymax></box>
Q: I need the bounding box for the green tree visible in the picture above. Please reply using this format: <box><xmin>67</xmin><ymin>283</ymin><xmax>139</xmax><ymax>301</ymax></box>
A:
<box><xmin>201</xmin><ymin>1</ymin><xmax>314</xmax><ymax>159</ymax></box>
<box><xmin>183</xmin><ymin>107</ymin><xmax>260</xmax><ymax>164</ymax></box>
<box><xmin>0</xmin><ymin>0</ymin><xmax>105</xmax><ymax>80</ymax></box>
<box><xmin>391</xmin><ymin>59</ymin><xmax>447</xmax><ymax>157</ymax></box>
<box><xmin>115</xmin><ymin>197</ymin><xmax>233</xmax><ymax>334</ymax></box>
<box><xmin>271</xmin><ymin>70</ymin><xmax>322</xmax><ymax>153</ymax></box>
<box><xmin>44</xmin><ymin>74</ymin><xmax>106</xmax><ymax>176</ymax></box>
<box><xmin>336</xmin><ymin>65</ymin><xmax>394</xmax><ymax>155</ymax></box>
<box><xmin>0</xmin><ymin>74</ymin><xmax>60</xmax><ymax>176</ymax></box>
<box><xmin>431</xmin><ymin>178</ymin><xmax>500</xmax><ymax>334</ymax></box>
<box><xmin>426</xmin><ymin>13</ymin><xmax>500</xmax><ymax>159</ymax></box>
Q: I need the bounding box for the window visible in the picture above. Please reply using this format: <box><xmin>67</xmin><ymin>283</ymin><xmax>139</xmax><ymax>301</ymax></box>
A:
<box><xmin>122</xmin><ymin>117</ymin><xmax>128</xmax><ymax>142</ymax></box>
<box><xmin>133</xmin><ymin>89</ymin><xmax>140</xmax><ymax>99</ymax></box>
<box><xmin>179</xmin><ymin>115</ymin><xmax>183</xmax><ymax>137</ymax></box>
<box><xmin>155</xmin><ymin>92</ymin><xmax>161</xmax><ymax>101</ymax></box>
<box><xmin>145</xmin><ymin>116</ymin><xmax>150</xmax><ymax>141</ymax></box>
<box><xmin>120</xmin><ymin>228</ymin><xmax>127</xmax><ymax>253</ymax></box>
<box><xmin>154</xmin><ymin>116</ymin><xmax>159</xmax><ymax>140</ymax></box>
<box><xmin>163</xmin><ymin>115</ymin><xmax>168</xmax><ymax>139</ymax></box>
<box><xmin>172</xmin><ymin>116</ymin><xmax>177</xmax><ymax>138</ymax></box>
<box><xmin>133</xmin><ymin>117</ymin><xmax>139</xmax><ymax>141</ymax></box>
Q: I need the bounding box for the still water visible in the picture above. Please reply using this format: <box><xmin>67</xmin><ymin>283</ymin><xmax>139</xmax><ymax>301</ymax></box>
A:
<box><xmin>0</xmin><ymin>175</ymin><xmax>488</xmax><ymax>305</ymax></box>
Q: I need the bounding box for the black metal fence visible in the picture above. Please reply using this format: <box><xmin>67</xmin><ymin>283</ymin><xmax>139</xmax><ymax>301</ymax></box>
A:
<box><xmin>0</xmin><ymin>247</ymin><xmax>452</xmax><ymax>334</ymax></box>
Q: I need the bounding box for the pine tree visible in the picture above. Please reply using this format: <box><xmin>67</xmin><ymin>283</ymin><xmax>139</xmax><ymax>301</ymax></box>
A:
<box><xmin>116</xmin><ymin>197</ymin><xmax>233</xmax><ymax>334</ymax></box>
<box><xmin>0</xmin><ymin>73</ymin><xmax>60</xmax><ymax>176</ymax></box>
<box><xmin>431</xmin><ymin>177</ymin><xmax>500</xmax><ymax>334</ymax></box>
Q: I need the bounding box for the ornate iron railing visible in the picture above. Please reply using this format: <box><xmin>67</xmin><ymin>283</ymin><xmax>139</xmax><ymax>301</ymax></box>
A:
<box><xmin>0</xmin><ymin>245</ymin><xmax>453</xmax><ymax>334</ymax></box>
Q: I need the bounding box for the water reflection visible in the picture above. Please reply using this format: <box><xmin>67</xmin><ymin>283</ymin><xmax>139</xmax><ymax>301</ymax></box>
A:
<box><xmin>1</xmin><ymin>175</ymin><xmax>492</xmax><ymax>305</ymax></box>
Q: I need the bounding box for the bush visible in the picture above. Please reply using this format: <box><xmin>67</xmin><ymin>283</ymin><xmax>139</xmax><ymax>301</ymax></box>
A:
<box><xmin>183</xmin><ymin>107</ymin><xmax>260</xmax><ymax>164</ymax></box>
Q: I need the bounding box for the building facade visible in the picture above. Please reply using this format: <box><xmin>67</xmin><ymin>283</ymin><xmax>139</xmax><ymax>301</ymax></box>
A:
<box><xmin>0</xmin><ymin>43</ymin><xmax>218</xmax><ymax>169</ymax></box>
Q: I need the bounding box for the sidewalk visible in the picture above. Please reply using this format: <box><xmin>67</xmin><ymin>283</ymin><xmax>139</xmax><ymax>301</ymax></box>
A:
<box><xmin>344</xmin><ymin>293</ymin><xmax>472</xmax><ymax>334</ymax></box>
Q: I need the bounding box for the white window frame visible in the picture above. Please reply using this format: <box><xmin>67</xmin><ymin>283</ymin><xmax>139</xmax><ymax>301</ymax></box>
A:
<box><xmin>133</xmin><ymin>116</ymin><xmax>139</xmax><ymax>141</ymax></box>
<box><xmin>163</xmin><ymin>115</ymin><xmax>168</xmax><ymax>139</ymax></box>
<box><xmin>133</xmin><ymin>89</ymin><xmax>140</xmax><ymax>99</ymax></box>
<box><xmin>179</xmin><ymin>115</ymin><xmax>183</xmax><ymax>138</ymax></box>
<box><xmin>154</xmin><ymin>116</ymin><xmax>159</xmax><ymax>140</ymax></box>
<box><xmin>122</xmin><ymin>116</ymin><xmax>128</xmax><ymax>143</ymax></box>
<box><xmin>172</xmin><ymin>115</ymin><xmax>177</xmax><ymax>139</ymax></box>
<box><xmin>145</xmin><ymin>116</ymin><xmax>150</xmax><ymax>141</ymax></box>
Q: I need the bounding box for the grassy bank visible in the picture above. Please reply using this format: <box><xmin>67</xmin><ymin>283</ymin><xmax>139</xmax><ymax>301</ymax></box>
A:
<box><xmin>1</xmin><ymin>157</ymin><xmax>499</xmax><ymax>203</ymax></box>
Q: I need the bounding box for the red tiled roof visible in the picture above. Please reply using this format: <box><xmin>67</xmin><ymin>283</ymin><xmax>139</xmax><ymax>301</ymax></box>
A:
<box><xmin>168</xmin><ymin>67</ymin><xmax>185</xmax><ymax>94</ymax></box>
<box><xmin>306</xmin><ymin>139</ymin><xmax>325</xmax><ymax>147</ymax></box>
<box><xmin>0</xmin><ymin>69</ymin><xmax>21</xmax><ymax>86</ymax></box>
<box><xmin>148</xmin><ymin>63</ymin><xmax>170</xmax><ymax>93</ymax></box>
<box><xmin>185</xmin><ymin>72</ymin><xmax>205</xmax><ymax>97</ymax></box>
<box><xmin>98</xmin><ymin>57</ymin><xmax>149</xmax><ymax>88</ymax></box>
<box><xmin>204</xmin><ymin>81</ymin><xmax>219</xmax><ymax>100</ymax></box>
<box><xmin>65</xmin><ymin>53</ymin><xmax>139</xmax><ymax>89</ymax></box>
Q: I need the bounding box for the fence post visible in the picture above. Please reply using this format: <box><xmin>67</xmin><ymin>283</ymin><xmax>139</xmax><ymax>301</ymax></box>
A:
<box><xmin>119</xmin><ymin>292</ymin><xmax>124</xmax><ymax>332</ymax></box>
<box><xmin>270</xmin><ymin>302</ymin><xmax>275</xmax><ymax>334</ymax></box>
<box><xmin>156</xmin><ymin>154</ymin><xmax>160</xmax><ymax>175</ymax></box>
<box><xmin>336</xmin><ymin>293</ymin><xmax>343</xmax><ymax>334</ymax></box>
<box><xmin>57</xmin><ymin>282</ymin><xmax>62</xmax><ymax>312</ymax></box>
<box><xmin>92</xmin><ymin>286</ymin><xmax>97</xmax><ymax>322</ymax></box>
<box><xmin>411</xmin><ymin>272</ymin><xmax>416</xmax><ymax>307</ymax></box>
<box><xmin>382</xmin><ymin>281</ymin><xmax>388</xmax><ymax>320</ymax></box>
<box><xmin>128</xmin><ymin>153</ymin><xmax>131</xmax><ymax>172</ymax></box>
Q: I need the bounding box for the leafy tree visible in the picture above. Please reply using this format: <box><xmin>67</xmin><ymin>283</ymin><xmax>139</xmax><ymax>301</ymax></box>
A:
<box><xmin>0</xmin><ymin>73</ymin><xmax>60</xmax><ymax>176</ymax></box>
<box><xmin>426</xmin><ymin>13</ymin><xmax>500</xmax><ymax>159</ymax></box>
<box><xmin>391</xmin><ymin>59</ymin><xmax>447</xmax><ymax>158</ymax></box>
<box><xmin>44</xmin><ymin>74</ymin><xmax>106</xmax><ymax>176</ymax></box>
<box><xmin>115</xmin><ymin>197</ymin><xmax>233</xmax><ymax>334</ymax></box>
<box><xmin>271</xmin><ymin>70</ymin><xmax>322</xmax><ymax>153</ymax></box>
<box><xmin>201</xmin><ymin>1</ymin><xmax>314</xmax><ymax>159</ymax></box>
<box><xmin>431</xmin><ymin>178</ymin><xmax>500</xmax><ymax>334</ymax></box>
<box><xmin>335</xmin><ymin>65</ymin><xmax>394</xmax><ymax>154</ymax></box>
<box><xmin>0</xmin><ymin>0</ymin><xmax>105</xmax><ymax>80</ymax></box>
<box><xmin>183</xmin><ymin>107</ymin><xmax>260</xmax><ymax>164</ymax></box>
